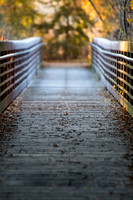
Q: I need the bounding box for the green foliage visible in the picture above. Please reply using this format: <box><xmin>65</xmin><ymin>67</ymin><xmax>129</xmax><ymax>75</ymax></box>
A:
<box><xmin>0</xmin><ymin>0</ymin><xmax>37</xmax><ymax>39</ymax></box>
<box><xmin>37</xmin><ymin>0</ymin><xmax>95</xmax><ymax>59</ymax></box>
<box><xmin>1</xmin><ymin>0</ymin><xmax>131</xmax><ymax>59</ymax></box>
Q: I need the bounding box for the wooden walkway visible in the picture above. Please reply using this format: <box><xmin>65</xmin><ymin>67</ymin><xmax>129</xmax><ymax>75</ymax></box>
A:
<box><xmin>0</xmin><ymin>64</ymin><xmax>133</xmax><ymax>200</ymax></box>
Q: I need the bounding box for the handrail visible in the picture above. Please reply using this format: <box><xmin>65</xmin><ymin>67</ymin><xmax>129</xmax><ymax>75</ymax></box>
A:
<box><xmin>0</xmin><ymin>37</ymin><xmax>42</xmax><ymax>51</ymax></box>
<box><xmin>0</xmin><ymin>37</ymin><xmax>43</xmax><ymax>113</ymax></box>
<box><xmin>90</xmin><ymin>43</ymin><xmax>133</xmax><ymax>62</ymax></box>
<box><xmin>90</xmin><ymin>38</ymin><xmax>133</xmax><ymax>117</ymax></box>
<box><xmin>0</xmin><ymin>43</ymin><xmax>43</xmax><ymax>61</ymax></box>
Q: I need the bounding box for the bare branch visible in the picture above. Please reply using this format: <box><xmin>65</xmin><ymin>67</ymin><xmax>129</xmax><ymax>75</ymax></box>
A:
<box><xmin>88</xmin><ymin>0</ymin><xmax>103</xmax><ymax>22</ymax></box>
<box><xmin>114</xmin><ymin>0</ymin><xmax>120</xmax><ymax>12</ymax></box>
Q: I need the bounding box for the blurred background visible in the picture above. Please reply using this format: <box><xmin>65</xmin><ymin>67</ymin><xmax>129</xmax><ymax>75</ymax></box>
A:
<box><xmin>0</xmin><ymin>0</ymin><xmax>132</xmax><ymax>61</ymax></box>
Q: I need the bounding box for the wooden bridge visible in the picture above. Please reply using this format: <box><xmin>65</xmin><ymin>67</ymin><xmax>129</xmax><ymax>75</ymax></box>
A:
<box><xmin>0</xmin><ymin>37</ymin><xmax>133</xmax><ymax>200</ymax></box>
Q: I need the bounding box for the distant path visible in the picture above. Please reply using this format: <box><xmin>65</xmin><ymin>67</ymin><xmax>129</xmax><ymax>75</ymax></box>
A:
<box><xmin>0</xmin><ymin>65</ymin><xmax>133</xmax><ymax>200</ymax></box>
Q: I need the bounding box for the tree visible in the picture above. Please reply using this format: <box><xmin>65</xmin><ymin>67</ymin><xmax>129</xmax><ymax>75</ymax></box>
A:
<box><xmin>86</xmin><ymin>0</ymin><xmax>118</xmax><ymax>40</ymax></box>
<box><xmin>114</xmin><ymin>0</ymin><xmax>129</xmax><ymax>40</ymax></box>
<box><xmin>113</xmin><ymin>0</ymin><xmax>133</xmax><ymax>40</ymax></box>
<box><xmin>86</xmin><ymin>0</ymin><xmax>132</xmax><ymax>41</ymax></box>
<box><xmin>36</xmin><ymin>0</ymin><xmax>95</xmax><ymax>59</ymax></box>
<box><xmin>0</xmin><ymin>0</ymin><xmax>38</xmax><ymax>39</ymax></box>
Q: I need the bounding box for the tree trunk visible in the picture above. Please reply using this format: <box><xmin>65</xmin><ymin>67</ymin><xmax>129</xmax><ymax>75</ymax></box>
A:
<box><xmin>114</xmin><ymin>0</ymin><xmax>132</xmax><ymax>40</ymax></box>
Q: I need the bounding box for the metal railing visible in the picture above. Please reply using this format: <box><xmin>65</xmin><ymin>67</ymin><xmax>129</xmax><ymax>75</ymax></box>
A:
<box><xmin>90</xmin><ymin>37</ymin><xmax>133</xmax><ymax>117</ymax></box>
<box><xmin>0</xmin><ymin>37</ymin><xmax>43</xmax><ymax>113</ymax></box>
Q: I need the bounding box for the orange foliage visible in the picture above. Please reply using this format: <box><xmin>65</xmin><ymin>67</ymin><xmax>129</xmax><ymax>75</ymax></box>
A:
<box><xmin>0</xmin><ymin>30</ymin><xmax>8</xmax><ymax>41</ymax></box>
<box><xmin>82</xmin><ymin>0</ymin><xmax>118</xmax><ymax>41</ymax></box>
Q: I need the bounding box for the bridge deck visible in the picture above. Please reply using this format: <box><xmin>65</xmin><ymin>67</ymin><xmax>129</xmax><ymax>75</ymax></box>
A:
<box><xmin>0</xmin><ymin>64</ymin><xmax>133</xmax><ymax>200</ymax></box>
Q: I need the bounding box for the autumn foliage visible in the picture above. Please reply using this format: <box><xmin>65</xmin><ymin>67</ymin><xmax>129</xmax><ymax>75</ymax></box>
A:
<box><xmin>0</xmin><ymin>0</ymin><xmax>133</xmax><ymax>59</ymax></box>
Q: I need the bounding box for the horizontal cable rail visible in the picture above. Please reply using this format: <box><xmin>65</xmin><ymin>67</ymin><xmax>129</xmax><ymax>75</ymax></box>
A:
<box><xmin>0</xmin><ymin>43</ymin><xmax>43</xmax><ymax>60</ymax></box>
<box><xmin>90</xmin><ymin>37</ymin><xmax>133</xmax><ymax>117</ymax></box>
<box><xmin>90</xmin><ymin>43</ymin><xmax>133</xmax><ymax>62</ymax></box>
<box><xmin>0</xmin><ymin>37</ymin><xmax>43</xmax><ymax>113</ymax></box>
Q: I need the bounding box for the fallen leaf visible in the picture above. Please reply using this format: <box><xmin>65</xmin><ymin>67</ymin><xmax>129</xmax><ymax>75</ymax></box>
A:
<box><xmin>5</xmin><ymin>149</ymin><xmax>8</xmax><ymax>154</ymax></box>
<box><xmin>53</xmin><ymin>143</ymin><xmax>58</xmax><ymax>147</ymax></box>
<box><xmin>64</xmin><ymin>111</ymin><xmax>68</xmax><ymax>115</ymax></box>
